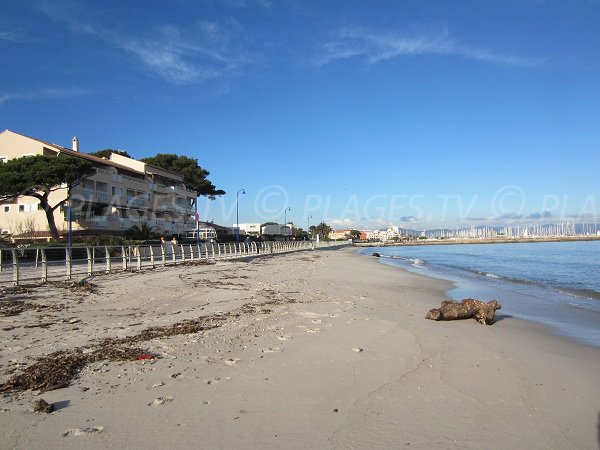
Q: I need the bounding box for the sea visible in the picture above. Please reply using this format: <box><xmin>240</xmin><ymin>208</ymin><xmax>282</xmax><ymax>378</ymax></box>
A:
<box><xmin>359</xmin><ymin>240</ymin><xmax>600</xmax><ymax>347</ymax></box>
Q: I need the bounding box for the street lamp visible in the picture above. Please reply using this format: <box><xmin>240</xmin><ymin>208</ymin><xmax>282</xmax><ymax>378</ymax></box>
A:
<box><xmin>236</xmin><ymin>189</ymin><xmax>245</xmax><ymax>242</ymax></box>
<box><xmin>307</xmin><ymin>215</ymin><xmax>313</xmax><ymax>240</ymax></box>
<box><xmin>284</xmin><ymin>207</ymin><xmax>291</xmax><ymax>240</ymax></box>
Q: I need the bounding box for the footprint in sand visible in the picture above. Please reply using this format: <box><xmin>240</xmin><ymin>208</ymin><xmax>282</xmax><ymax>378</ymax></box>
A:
<box><xmin>205</xmin><ymin>377</ymin><xmax>232</xmax><ymax>385</ymax></box>
<box><xmin>305</xmin><ymin>328</ymin><xmax>320</xmax><ymax>334</ymax></box>
<box><xmin>63</xmin><ymin>426</ymin><xmax>104</xmax><ymax>437</ymax></box>
<box><xmin>224</xmin><ymin>358</ymin><xmax>240</xmax><ymax>366</ymax></box>
<box><xmin>277</xmin><ymin>335</ymin><xmax>291</xmax><ymax>341</ymax></box>
<box><xmin>311</xmin><ymin>319</ymin><xmax>322</xmax><ymax>324</ymax></box>
<box><xmin>148</xmin><ymin>396</ymin><xmax>173</xmax><ymax>407</ymax></box>
<box><xmin>261</xmin><ymin>347</ymin><xmax>281</xmax><ymax>353</ymax></box>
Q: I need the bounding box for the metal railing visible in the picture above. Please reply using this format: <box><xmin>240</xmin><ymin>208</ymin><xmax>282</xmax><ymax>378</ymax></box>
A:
<box><xmin>0</xmin><ymin>240</ymin><xmax>349</xmax><ymax>286</ymax></box>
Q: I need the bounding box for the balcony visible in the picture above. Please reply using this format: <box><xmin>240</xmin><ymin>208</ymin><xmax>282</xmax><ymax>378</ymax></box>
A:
<box><xmin>96</xmin><ymin>191</ymin><xmax>110</xmax><ymax>203</ymax></box>
<box><xmin>158</xmin><ymin>203</ymin><xmax>175</xmax><ymax>212</ymax></box>
<box><xmin>127</xmin><ymin>197</ymin><xmax>147</xmax><ymax>207</ymax></box>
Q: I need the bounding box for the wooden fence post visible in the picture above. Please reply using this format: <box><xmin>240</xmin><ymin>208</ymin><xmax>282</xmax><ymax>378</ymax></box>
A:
<box><xmin>87</xmin><ymin>247</ymin><xmax>93</xmax><ymax>276</ymax></box>
<box><xmin>136</xmin><ymin>246</ymin><xmax>142</xmax><ymax>271</ymax></box>
<box><xmin>105</xmin><ymin>246</ymin><xmax>111</xmax><ymax>273</ymax></box>
<box><xmin>41</xmin><ymin>248</ymin><xmax>47</xmax><ymax>283</ymax></box>
<box><xmin>12</xmin><ymin>249</ymin><xmax>19</xmax><ymax>286</ymax></box>
<box><xmin>150</xmin><ymin>245</ymin><xmax>155</xmax><ymax>268</ymax></box>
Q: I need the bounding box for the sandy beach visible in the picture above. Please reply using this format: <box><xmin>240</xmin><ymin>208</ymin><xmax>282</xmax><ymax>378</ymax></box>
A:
<box><xmin>0</xmin><ymin>247</ymin><xmax>598</xmax><ymax>449</ymax></box>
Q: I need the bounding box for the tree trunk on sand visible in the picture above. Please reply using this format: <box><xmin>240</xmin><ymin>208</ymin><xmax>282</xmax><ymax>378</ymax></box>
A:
<box><xmin>41</xmin><ymin>200</ymin><xmax>61</xmax><ymax>242</ymax></box>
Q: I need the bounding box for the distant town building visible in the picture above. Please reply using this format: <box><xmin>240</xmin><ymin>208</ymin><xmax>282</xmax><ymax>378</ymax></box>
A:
<box><xmin>328</xmin><ymin>229</ymin><xmax>351</xmax><ymax>240</ymax></box>
<box><xmin>0</xmin><ymin>130</ymin><xmax>197</xmax><ymax>238</ymax></box>
<box><xmin>232</xmin><ymin>223</ymin><xmax>261</xmax><ymax>236</ymax></box>
<box><xmin>364</xmin><ymin>226</ymin><xmax>402</xmax><ymax>242</ymax></box>
<box><xmin>261</xmin><ymin>223</ymin><xmax>292</xmax><ymax>236</ymax></box>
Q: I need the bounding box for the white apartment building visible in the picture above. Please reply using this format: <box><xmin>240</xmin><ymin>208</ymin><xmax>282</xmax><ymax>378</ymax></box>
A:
<box><xmin>0</xmin><ymin>130</ymin><xmax>197</xmax><ymax>238</ymax></box>
<box><xmin>365</xmin><ymin>226</ymin><xmax>402</xmax><ymax>241</ymax></box>
<box><xmin>232</xmin><ymin>223</ymin><xmax>261</xmax><ymax>236</ymax></box>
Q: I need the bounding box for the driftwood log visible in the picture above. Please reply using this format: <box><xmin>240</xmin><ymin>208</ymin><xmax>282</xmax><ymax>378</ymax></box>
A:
<box><xmin>425</xmin><ymin>299</ymin><xmax>501</xmax><ymax>325</ymax></box>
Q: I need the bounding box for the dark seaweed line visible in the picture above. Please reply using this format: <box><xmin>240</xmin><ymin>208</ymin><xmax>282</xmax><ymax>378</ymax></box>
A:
<box><xmin>0</xmin><ymin>297</ymin><xmax>293</xmax><ymax>394</ymax></box>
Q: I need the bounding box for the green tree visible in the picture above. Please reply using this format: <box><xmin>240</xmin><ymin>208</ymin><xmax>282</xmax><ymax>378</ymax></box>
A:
<box><xmin>315</xmin><ymin>222</ymin><xmax>332</xmax><ymax>240</ymax></box>
<box><xmin>0</xmin><ymin>155</ymin><xmax>94</xmax><ymax>241</ymax></box>
<box><xmin>294</xmin><ymin>227</ymin><xmax>309</xmax><ymax>240</ymax></box>
<box><xmin>261</xmin><ymin>221</ymin><xmax>278</xmax><ymax>228</ymax></box>
<box><xmin>88</xmin><ymin>149</ymin><xmax>132</xmax><ymax>159</ymax></box>
<box><xmin>349</xmin><ymin>229</ymin><xmax>361</xmax><ymax>239</ymax></box>
<box><xmin>140</xmin><ymin>154</ymin><xmax>225</xmax><ymax>199</ymax></box>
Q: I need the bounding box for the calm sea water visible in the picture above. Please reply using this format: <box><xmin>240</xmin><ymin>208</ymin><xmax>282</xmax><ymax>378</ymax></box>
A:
<box><xmin>360</xmin><ymin>241</ymin><xmax>600</xmax><ymax>347</ymax></box>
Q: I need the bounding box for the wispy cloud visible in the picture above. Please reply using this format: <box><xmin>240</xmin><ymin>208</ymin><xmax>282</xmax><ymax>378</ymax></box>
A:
<box><xmin>0</xmin><ymin>29</ymin><xmax>27</xmax><ymax>43</ymax></box>
<box><xmin>312</xmin><ymin>27</ymin><xmax>543</xmax><ymax>68</ymax></box>
<box><xmin>0</xmin><ymin>87</ymin><xmax>92</xmax><ymax>106</ymax></box>
<box><xmin>34</xmin><ymin>1</ymin><xmax>252</xmax><ymax>84</ymax></box>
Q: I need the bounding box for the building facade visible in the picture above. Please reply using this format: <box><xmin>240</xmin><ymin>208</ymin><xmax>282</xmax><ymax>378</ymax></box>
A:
<box><xmin>0</xmin><ymin>130</ymin><xmax>197</xmax><ymax>238</ymax></box>
<box><xmin>232</xmin><ymin>223</ymin><xmax>262</xmax><ymax>236</ymax></box>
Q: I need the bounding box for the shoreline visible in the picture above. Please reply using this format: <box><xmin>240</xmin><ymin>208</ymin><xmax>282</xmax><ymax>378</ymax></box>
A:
<box><xmin>354</xmin><ymin>234</ymin><xmax>600</xmax><ymax>247</ymax></box>
<box><xmin>359</xmin><ymin>243</ymin><xmax>600</xmax><ymax>349</ymax></box>
<box><xmin>1</xmin><ymin>247</ymin><xmax>599</xmax><ymax>448</ymax></box>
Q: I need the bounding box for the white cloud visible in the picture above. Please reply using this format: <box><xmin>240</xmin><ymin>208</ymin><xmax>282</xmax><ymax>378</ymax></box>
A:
<box><xmin>329</xmin><ymin>218</ymin><xmax>356</xmax><ymax>228</ymax></box>
<box><xmin>313</xmin><ymin>27</ymin><xmax>543</xmax><ymax>68</ymax></box>
<box><xmin>0</xmin><ymin>87</ymin><xmax>92</xmax><ymax>106</ymax></box>
<box><xmin>0</xmin><ymin>30</ymin><xmax>25</xmax><ymax>43</ymax></box>
<box><xmin>33</xmin><ymin>1</ymin><xmax>251</xmax><ymax>84</ymax></box>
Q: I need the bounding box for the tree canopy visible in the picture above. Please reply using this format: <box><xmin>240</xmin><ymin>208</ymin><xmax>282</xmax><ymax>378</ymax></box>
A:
<box><xmin>89</xmin><ymin>149</ymin><xmax>132</xmax><ymax>159</ymax></box>
<box><xmin>140</xmin><ymin>153</ymin><xmax>225</xmax><ymax>199</ymax></box>
<box><xmin>310</xmin><ymin>222</ymin><xmax>332</xmax><ymax>240</ymax></box>
<box><xmin>0</xmin><ymin>155</ymin><xmax>95</xmax><ymax>240</ymax></box>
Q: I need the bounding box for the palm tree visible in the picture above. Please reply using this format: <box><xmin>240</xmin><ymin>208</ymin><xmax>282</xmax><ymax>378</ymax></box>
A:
<box><xmin>126</xmin><ymin>223</ymin><xmax>158</xmax><ymax>241</ymax></box>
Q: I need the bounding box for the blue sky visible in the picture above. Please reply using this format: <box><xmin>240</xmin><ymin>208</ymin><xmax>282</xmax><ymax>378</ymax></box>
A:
<box><xmin>1</xmin><ymin>0</ymin><xmax>599</xmax><ymax>230</ymax></box>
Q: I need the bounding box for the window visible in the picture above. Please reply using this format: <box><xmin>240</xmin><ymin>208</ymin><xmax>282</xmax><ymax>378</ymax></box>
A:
<box><xmin>2</xmin><ymin>205</ymin><xmax>9</xmax><ymax>213</ymax></box>
<box><xmin>19</xmin><ymin>205</ymin><xmax>25</xmax><ymax>212</ymax></box>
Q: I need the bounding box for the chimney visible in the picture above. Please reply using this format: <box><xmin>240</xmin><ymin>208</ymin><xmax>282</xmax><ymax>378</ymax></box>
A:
<box><xmin>72</xmin><ymin>136</ymin><xmax>79</xmax><ymax>152</ymax></box>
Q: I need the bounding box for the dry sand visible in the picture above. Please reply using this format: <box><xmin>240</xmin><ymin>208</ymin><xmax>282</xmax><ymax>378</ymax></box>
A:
<box><xmin>0</xmin><ymin>247</ymin><xmax>598</xmax><ymax>449</ymax></box>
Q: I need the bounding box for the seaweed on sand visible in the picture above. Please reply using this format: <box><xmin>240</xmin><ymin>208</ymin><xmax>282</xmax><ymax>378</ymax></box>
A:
<box><xmin>0</xmin><ymin>296</ymin><xmax>294</xmax><ymax>394</ymax></box>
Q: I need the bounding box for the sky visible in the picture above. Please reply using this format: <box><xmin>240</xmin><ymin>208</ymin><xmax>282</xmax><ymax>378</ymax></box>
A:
<box><xmin>1</xmin><ymin>0</ymin><xmax>599</xmax><ymax>230</ymax></box>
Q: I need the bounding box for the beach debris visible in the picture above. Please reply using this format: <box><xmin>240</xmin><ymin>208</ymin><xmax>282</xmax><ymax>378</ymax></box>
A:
<box><xmin>352</xmin><ymin>347</ymin><xmax>363</xmax><ymax>353</ymax></box>
<box><xmin>148</xmin><ymin>396</ymin><xmax>173</xmax><ymax>407</ymax></box>
<box><xmin>0</xmin><ymin>346</ymin><xmax>156</xmax><ymax>394</ymax></box>
<box><xmin>62</xmin><ymin>426</ymin><xmax>104</xmax><ymax>437</ymax></box>
<box><xmin>0</xmin><ymin>297</ymin><xmax>293</xmax><ymax>395</ymax></box>
<box><xmin>0</xmin><ymin>299</ymin><xmax>65</xmax><ymax>317</ymax></box>
<box><xmin>372</xmin><ymin>252</ymin><xmax>381</xmax><ymax>257</ymax></box>
<box><xmin>425</xmin><ymin>299</ymin><xmax>502</xmax><ymax>325</ymax></box>
<box><xmin>32</xmin><ymin>398</ymin><xmax>54</xmax><ymax>413</ymax></box>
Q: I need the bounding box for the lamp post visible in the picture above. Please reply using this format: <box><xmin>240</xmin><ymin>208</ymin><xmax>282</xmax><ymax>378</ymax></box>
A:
<box><xmin>236</xmin><ymin>189</ymin><xmax>245</xmax><ymax>242</ymax></box>
<box><xmin>307</xmin><ymin>215</ymin><xmax>312</xmax><ymax>240</ymax></box>
<box><xmin>284</xmin><ymin>207</ymin><xmax>291</xmax><ymax>240</ymax></box>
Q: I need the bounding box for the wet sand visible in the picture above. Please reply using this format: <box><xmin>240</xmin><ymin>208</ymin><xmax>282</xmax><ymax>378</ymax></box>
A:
<box><xmin>0</xmin><ymin>247</ymin><xmax>598</xmax><ymax>449</ymax></box>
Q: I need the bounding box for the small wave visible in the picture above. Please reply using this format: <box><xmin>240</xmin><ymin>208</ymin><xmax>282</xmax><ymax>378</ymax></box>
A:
<box><xmin>476</xmin><ymin>271</ymin><xmax>501</xmax><ymax>279</ymax></box>
<box><xmin>558</xmin><ymin>288</ymin><xmax>600</xmax><ymax>301</ymax></box>
<box><xmin>411</xmin><ymin>258</ymin><xmax>425</xmax><ymax>268</ymax></box>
